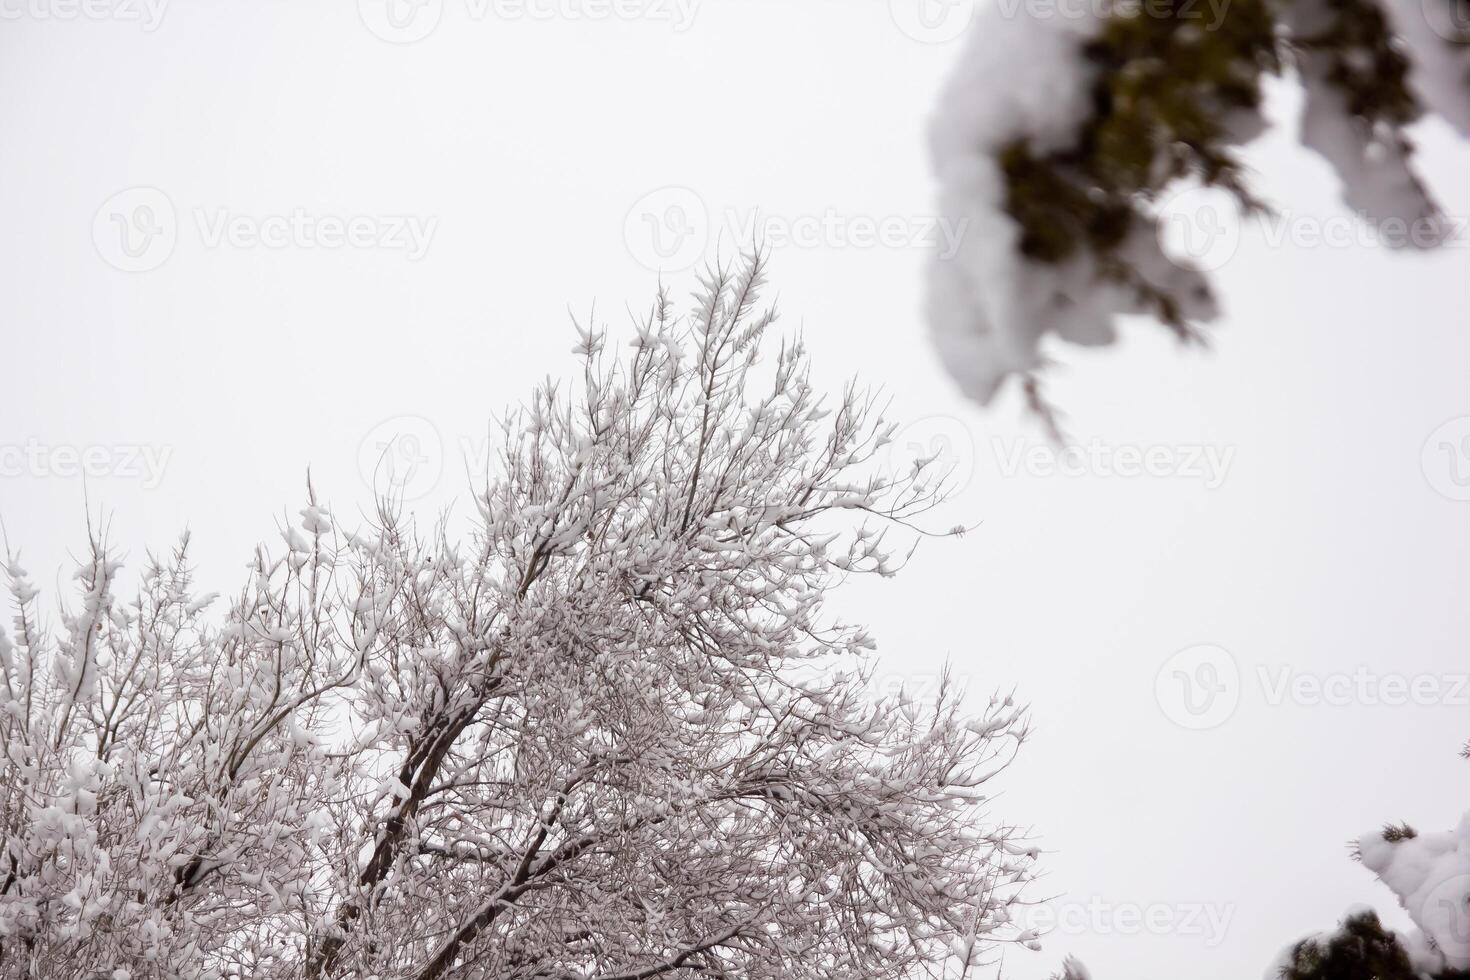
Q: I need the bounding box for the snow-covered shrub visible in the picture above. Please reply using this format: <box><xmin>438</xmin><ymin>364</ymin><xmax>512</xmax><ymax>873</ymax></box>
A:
<box><xmin>1266</xmin><ymin>818</ymin><xmax>1470</xmax><ymax>979</ymax></box>
<box><xmin>0</xmin><ymin>255</ymin><xmax>1037</xmax><ymax>979</ymax></box>
<box><xmin>1273</xmin><ymin>908</ymin><xmax>1422</xmax><ymax>979</ymax></box>
<box><xmin>927</xmin><ymin>0</ymin><xmax>1470</xmax><ymax>408</ymax></box>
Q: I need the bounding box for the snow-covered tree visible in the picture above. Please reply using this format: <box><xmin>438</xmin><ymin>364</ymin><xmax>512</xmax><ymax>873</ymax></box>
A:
<box><xmin>926</xmin><ymin>0</ymin><xmax>1470</xmax><ymax>409</ymax></box>
<box><xmin>0</xmin><ymin>254</ymin><xmax>1038</xmax><ymax>980</ymax></box>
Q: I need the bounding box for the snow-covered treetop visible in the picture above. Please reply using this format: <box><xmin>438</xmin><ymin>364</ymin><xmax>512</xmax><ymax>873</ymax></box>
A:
<box><xmin>0</xmin><ymin>254</ymin><xmax>1037</xmax><ymax>980</ymax></box>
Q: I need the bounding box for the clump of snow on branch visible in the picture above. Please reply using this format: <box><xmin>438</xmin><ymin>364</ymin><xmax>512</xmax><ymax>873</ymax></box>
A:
<box><xmin>1356</xmin><ymin>818</ymin><xmax>1470</xmax><ymax>973</ymax></box>
<box><xmin>1381</xmin><ymin>0</ymin><xmax>1470</xmax><ymax>139</ymax></box>
<box><xmin>926</xmin><ymin>0</ymin><xmax>1468</xmax><ymax>407</ymax></box>
<box><xmin>0</xmin><ymin>254</ymin><xmax>1037</xmax><ymax>980</ymax></box>
<box><xmin>1284</xmin><ymin>0</ymin><xmax>1446</xmax><ymax>235</ymax></box>
<box><xmin>925</xmin><ymin>5</ymin><xmax>1217</xmax><ymax>406</ymax></box>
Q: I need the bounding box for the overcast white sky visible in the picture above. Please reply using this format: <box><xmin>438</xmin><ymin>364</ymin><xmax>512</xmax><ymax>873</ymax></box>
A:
<box><xmin>3</xmin><ymin>2</ymin><xmax>1470</xmax><ymax>977</ymax></box>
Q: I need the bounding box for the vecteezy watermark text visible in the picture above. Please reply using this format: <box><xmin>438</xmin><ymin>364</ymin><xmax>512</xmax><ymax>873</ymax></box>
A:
<box><xmin>1156</xmin><ymin>644</ymin><xmax>1470</xmax><ymax>730</ymax></box>
<box><xmin>193</xmin><ymin>209</ymin><xmax>437</xmax><ymax>259</ymax></box>
<box><xmin>0</xmin><ymin>0</ymin><xmax>167</xmax><ymax>29</ymax></box>
<box><xmin>93</xmin><ymin>188</ymin><xmax>438</xmax><ymax>272</ymax></box>
<box><xmin>1257</xmin><ymin>665</ymin><xmax>1470</xmax><ymax>708</ymax></box>
<box><xmin>624</xmin><ymin>188</ymin><xmax>969</xmax><ymax>272</ymax></box>
<box><xmin>992</xmin><ymin>437</ymin><xmax>1236</xmax><ymax>488</ymax></box>
<box><xmin>358</xmin><ymin>0</ymin><xmax>700</xmax><ymax>43</ymax></box>
<box><xmin>1018</xmin><ymin>898</ymin><xmax>1235</xmax><ymax>947</ymax></box>
<box><xmin>1159</xmin><ymin>186</ymin><xmax>1469</xmax><ymax>272</ymax></box>
<box><xmin>0</xmin><ymin>440</ymin><xmax>173</xmax><ymax>489</ymax></box>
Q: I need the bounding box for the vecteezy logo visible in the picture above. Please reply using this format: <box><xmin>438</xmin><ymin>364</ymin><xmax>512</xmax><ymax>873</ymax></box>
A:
<box><xmin>1422</xmin><ymin>872</ymin><xmax>1470</xmax><ymax>970</ymax></box>
<box><xmin>359</xmin><ymin>416</ymin><xmax>444</xmax><ymax>501</ymax></box>
<box><xmin>624</xmin><ymin>187</ymin><xmax>709</xmax><ymax>272</ymax></box>
<box><xmin>1156</xmin><ymin>185</ymin><xmax>1242</xmax><ymax>272</ymax></box>
<box><xmin>358</xmin><ymin>0</ymin><xmax>443</xmax><ymax>43</ymax></box>
<box><xmin>1423</xmin><ymin>417</ymin><xmax>1470</xmax><ymax>502</ymax></box>
<box><xmin>93</xmin><ymin>187</ymin><xmax>177</xmax><ymax>272</ymax></box>
<box><xmin>1421</xmin><ymin>0</ymin><xmax>1470</xmax><ymax>41</ymax></box>
<box><xmin>889</xmin><ymin>0</ymin><xmax>976</xmax><ymax>42</ymax></box>
<box><xmin>1155</xmin><ymin>644</ymin><xmax>1240</xmax><ymax>730</ymax></box>
<box><xmin>879</xmin><ymin>415</ymin><xmax>977</xmax><ymax>494</ymax></box>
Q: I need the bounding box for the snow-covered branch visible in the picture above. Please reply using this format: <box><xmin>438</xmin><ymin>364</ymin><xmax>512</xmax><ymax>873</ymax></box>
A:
<box><xmin>927</xmin><ymin>0</ymin><xmax>1470</xmax><ymax>410</ymax></box>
